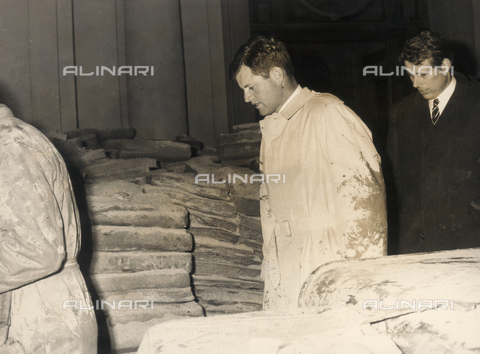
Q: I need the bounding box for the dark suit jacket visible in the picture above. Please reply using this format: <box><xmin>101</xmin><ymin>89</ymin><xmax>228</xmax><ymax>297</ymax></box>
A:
<box><xmin>386</xmin><ymin>72</ymin><xmax>480</xmax><ymax>254</ymax></box>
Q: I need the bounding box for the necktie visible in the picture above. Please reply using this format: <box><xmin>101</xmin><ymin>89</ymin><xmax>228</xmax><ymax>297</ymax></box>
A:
<box><xmin>432</xmin><ymin>98</ymin><xmax>440</xmax><ymax>125</ymax></box>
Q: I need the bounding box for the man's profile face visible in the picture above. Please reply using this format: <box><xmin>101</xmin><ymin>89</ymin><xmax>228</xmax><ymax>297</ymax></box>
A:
<box><xmin>405</xmin><ymin>58</ymin><xmax>451</xmax><ymax>100</ymax></box>
<box><xmin>236</xmin><ymin>65</ymin><xmax>283</xmax><ymax>116</ymax></box>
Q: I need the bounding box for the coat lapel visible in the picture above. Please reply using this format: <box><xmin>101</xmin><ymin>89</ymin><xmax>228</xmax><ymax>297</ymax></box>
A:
<box><xmin>411</xmin><ymin>93</ymin><xmax>434</xmax><ymax>136</ymax></box>
<box><xmin>431</xmin><ymin>73</ymin><xmax>467</xmax><ymax>136</ymax></box>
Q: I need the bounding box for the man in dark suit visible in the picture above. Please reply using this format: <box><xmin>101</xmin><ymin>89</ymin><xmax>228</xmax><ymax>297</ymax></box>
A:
<box><xmin>387</xmin><ymin>30</ymin><xmax>480</xmax><ymax>254</ymax></box>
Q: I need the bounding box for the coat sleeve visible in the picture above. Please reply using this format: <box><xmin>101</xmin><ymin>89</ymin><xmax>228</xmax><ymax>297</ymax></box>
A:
<box><xmin>0</xmin><ymin>137</ymin><xmax>65</xmax><ymax>293</ymax></box>
<box><xmin>322</xmin><ymin>103</ymin><xmax>388</xmax><ymax>258</ymax></box>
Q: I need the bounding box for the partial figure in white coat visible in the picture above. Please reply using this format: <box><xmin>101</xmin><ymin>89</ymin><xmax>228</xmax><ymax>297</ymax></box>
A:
<box><xmin>0</xmin><ymin>104</ymin><xmax>97</xmax><ymax>353</ymax></box>
<box><xmin>229</xmin><ymin>36</ymin><xmax>387</xmax><ymax>311</ymax></box>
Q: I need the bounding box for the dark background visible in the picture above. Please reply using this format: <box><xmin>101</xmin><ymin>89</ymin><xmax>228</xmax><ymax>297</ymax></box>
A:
<box><xmin>248</xmin><ymin>0</ymin><xmax>479</xmax><ymax>152</ymax></box>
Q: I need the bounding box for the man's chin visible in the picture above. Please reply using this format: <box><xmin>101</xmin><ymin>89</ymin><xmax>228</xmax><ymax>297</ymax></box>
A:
<box><xmin>418</xmin><ymin>90</ymin><xmax>436</xmax><ymax>100</ymax></box>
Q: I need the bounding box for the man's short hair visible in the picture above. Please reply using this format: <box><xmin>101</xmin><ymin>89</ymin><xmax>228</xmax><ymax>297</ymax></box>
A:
<box><xmin>400</xmin><ymin>30</ymin><xmax>453</xmax><ymax>67</ymax></box>
<box><xmin>229</xmin><ymin>35</ymin><xmax>295</xmax><ymax>81</ymax></box>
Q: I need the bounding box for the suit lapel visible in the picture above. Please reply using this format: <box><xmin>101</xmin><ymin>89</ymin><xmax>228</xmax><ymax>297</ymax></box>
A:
<box><xmin>412</xmin><ymin>93</ymin><xmax>434</xmax><ymax>136</ymax></box>
<box><xmin>432</xmin><ymin>97</ymin><xmax>457</xmax><ymax>134</ymax></box>
<box><xmin>431</xmin><ymin>73</ymin><xmax>466</xmax><ymax>137</ymax></box>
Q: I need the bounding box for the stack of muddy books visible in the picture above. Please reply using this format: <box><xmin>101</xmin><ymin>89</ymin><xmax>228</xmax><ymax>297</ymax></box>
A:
<box><xmin>147</xmin><ymin>160</ymin><xmax>264</xmax><ymax>316</ymax></box>
<box><xmin>217</xmin><ymin>123</ymin><xmax>261</xmax><ymax>170</ymax></box>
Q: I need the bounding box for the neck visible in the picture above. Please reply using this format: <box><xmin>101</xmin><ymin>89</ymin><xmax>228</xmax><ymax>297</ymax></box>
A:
<box><xmin>445</xmin><ymin>74</ymin><xmax>453</xmax><ymax>89</ymax></box>
<box><xmin>280</xmin><ymin>79</ymin><xmax>298</xmax><ymax>103</ymax></box>
<box><xmin>434</xmin><ymin>74</ymin><xmax>453</xmax><ymax>100</ymax></box>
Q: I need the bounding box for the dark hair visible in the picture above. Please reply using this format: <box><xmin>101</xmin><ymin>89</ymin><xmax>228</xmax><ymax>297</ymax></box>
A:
<box><xmin>228</xmin><ymin>36</ymin><xmax>295</xmax><ymax>81</ymax></box>
<box><xmin>400</xmin><ymin>31</ymin><xmax>453</xmax><ymax>67</ymax></box>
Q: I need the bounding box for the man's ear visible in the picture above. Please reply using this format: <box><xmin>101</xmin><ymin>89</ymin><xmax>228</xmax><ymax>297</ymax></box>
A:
<box><xmin>439</xmin><ymin>58</ymin><xmax>453</xmax><ymax>77</ymax></box>
<box><xmin>270</xmin><ymin>67</ymin><xmax>285</xmax><ymax>85</ymax></box>
<box><xmin>442</xmin><ymin>58</ymin><xmax>452</xmax><ymax>70</ymax></box>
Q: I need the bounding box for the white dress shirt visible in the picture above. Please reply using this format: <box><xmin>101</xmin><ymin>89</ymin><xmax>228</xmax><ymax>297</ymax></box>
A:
<box><xmin>429</xmin><ymin>76</ymin><xmax>457</xmax><ymax>119</ymax></box>
<box><xmin>278</xmin><ymin>85</ymin><xmax>301</xmax><ymax>113</ymax></box>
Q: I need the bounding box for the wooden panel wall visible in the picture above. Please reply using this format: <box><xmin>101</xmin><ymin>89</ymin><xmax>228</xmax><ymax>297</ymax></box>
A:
<box><xmin>57</xmin><ymin>0</ymin><xmax>78</xmax><ymax>132</ymax></box>
<box><xmin>0</xmin><ymin>1</ymin><xmax>32</xmax><ymax>124</ymax></box>
<box><xmin>0</xmin><ymin>0</ymin><xmax>192</xmax><ymax>139</ymax></box>
<box><xmin>73</xmin><ymin>0</ymin><xmax>125</xmax><ymax>130</ymax></box>
<box><xmin>0</xmin><ymin>0</ymin><xmax>76</xmax><ymax>134</ymax></box>
<box><xmin>180</xmin><ymin>0</ymin><xmax>228</xmax><ymax>147</ymax></box>
<box><xmin>207</xmin><ymin>0</ymin><xmax>231</xmax><ymax>142</ymax></box>
<box><xmin>222</xmin><ymin>0</ymin><xmax>256</xmax><ymax>128</ymax></box>
<box><xmin>0</xmin><ymin>0</ymin><xmax>252</xmax><ymax>143</ymax></box>
<box><xmin>123</xmin><ymin>0</ymin><xmax>188</xmax><ymax>140</ymax></box>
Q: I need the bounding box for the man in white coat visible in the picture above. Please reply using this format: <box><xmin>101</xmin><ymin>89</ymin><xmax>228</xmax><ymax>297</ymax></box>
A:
<box><xmin>229</xmin><ymin>36</ymin><xmax>387</xmax><ymax>311</ymax></box>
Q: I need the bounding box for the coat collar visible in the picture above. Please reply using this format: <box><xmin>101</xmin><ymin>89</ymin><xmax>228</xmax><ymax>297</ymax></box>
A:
<box><xmin>278</xmin><ymin>87</ymin><xmax>316</xmax><ymax>121</ymax></box>
<box><xmin>259</xmin><ymin>87</ymin><xmax>315</xmax><ymax>142</ymax></box>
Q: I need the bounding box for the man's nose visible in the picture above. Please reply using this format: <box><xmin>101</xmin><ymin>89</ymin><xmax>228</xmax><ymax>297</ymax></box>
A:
<box><xmin>412</xmin><ymin>75</ymin><xmax>419</xmax><ymax>88</ymax></box>
<box><xmin>244</xmin><ymin>90</ymin><xmax>253</xmax><ymax>103</ymax></box>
